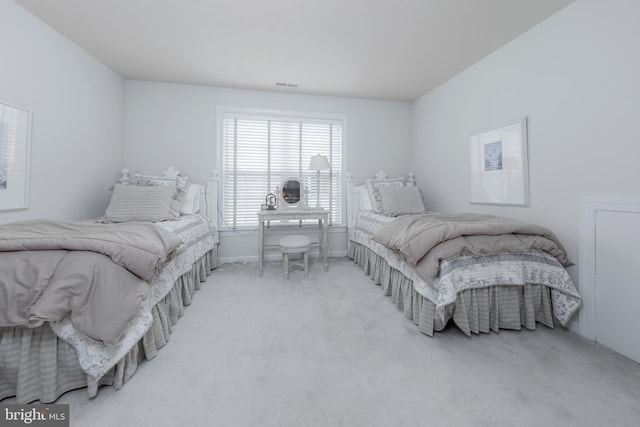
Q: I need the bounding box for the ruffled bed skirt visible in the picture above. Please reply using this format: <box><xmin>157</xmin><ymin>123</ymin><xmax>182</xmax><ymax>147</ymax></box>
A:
<box><xmin>348</xmin><ymin>242</ymin><xmax>554</xmax><ymax>336</ymax></box>
<box><xmin>0</xmin><ymin>249</ymin><xmax>218</xmax><ymax>404</ymax></box>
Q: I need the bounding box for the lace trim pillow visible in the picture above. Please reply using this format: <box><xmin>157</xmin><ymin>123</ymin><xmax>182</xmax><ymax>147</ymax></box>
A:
<box><xmin>104</xmin><ymin>184</ymin><xmax>182</xmax><ymax>222</ymax></box>
<box><xmin>365</xmin><ymin>176</ymin><xmax>405</xmax><ymax>213</ymax></box>
<box><xmin>377</xmin><ymin>185</ymin><xmax>426</xmax><ymax>216</ymax></box>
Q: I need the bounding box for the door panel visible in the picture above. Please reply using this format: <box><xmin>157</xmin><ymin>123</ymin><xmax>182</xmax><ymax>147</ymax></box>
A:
<box><xmin>595</xmin><ymin>210</ymin><xmax>640</xmax><ymax>363</ymax></box>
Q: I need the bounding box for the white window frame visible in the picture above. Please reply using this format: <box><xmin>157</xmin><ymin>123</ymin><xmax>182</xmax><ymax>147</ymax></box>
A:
<box><xmin>217</xmin><ymin>107</ymin><xmax>347</xmax><ymax>230</ymax></box>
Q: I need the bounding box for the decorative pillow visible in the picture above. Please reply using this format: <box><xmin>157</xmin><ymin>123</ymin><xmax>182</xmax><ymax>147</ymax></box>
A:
<box><xmin>104</xmin><ymin>184</ymin><xmax>182</xmax><ymax>222</ymax></box>
<box><xmin>181</xmin><ymin>183</ymin><xmax>201</xmax><ymax>215</ymax></box>
<box><xmin>355</xmin><ymin>185</ymin><xmax>373</xmax><ymax>211</ymax></box>
<box><xmin>131</xmin><ymin>173</ymin><xmax>189</xmax><ymax>200</ymax></box>
<box><xmin>365</xmin><ymin>176</ymin><xmax>405</xmax><ymax>213</ymax></box>
<box><xmin>377</xmin><ymin>185</ymin><xmax>426</xmax><ymax>216</ymax></box>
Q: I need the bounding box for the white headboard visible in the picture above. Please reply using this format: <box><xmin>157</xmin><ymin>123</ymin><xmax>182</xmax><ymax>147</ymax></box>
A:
<box><xmin>118</xmin><ymin>167</ymin><xmax>219</xmax><ymax>230</ymax></box>
<box><xmin>346</xmin><ymin>170</ymin><xmax>416</xmax><ymax>230</ymax></box>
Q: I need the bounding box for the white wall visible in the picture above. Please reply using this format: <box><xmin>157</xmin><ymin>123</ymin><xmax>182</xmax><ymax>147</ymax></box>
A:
<box><xmin>124</xmin><ymin>81</ymin><xmax>412</xmax><ymax>260</ymax></box>
<box><xmin>0</xmin><ymin>1</ymin><xmax>124</xmax><ymax>224</ymax></box>
<box><xmin>411</xmin><ymin>0</ymin><xmax>640</xmax><ymax>334</ymax></box>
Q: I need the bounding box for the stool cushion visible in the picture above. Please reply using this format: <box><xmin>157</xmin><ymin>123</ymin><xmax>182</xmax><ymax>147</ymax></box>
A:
<box><xmin>279</xmin><ymin>235</ymin><xmax>311</xmax><ymax>249</ymax></box>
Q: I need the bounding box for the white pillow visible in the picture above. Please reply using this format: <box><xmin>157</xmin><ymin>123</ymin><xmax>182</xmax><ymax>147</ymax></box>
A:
<box><xmin>181</xmin><ymin>184</ymin><xmax>201</xmax><ymax>215</ymax></box>
<box><xmin>377</xmin><ymin>186</ymin><xmax>426</xmax><ymax>216</ymax></box>
<box><xmin>104</xmin><ymin>184</ymin><xmax>181</xmax><ymax>223</ymax></box>
<box><xmin>365</xmin><ymin>176</ymin><xmax>405</xmax><ymax>213</ymax></box>
<box><xmin>355</xmin><ymin>185</ymin><xmax>373</xmax><ymax>211</ymax></box>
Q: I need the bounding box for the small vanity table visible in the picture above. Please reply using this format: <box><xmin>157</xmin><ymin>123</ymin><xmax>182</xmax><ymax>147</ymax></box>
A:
<box><xmin>257</xmin><ymin>207</ymin><xmax>329</xmax><ymax>276</ymax></box>
<box><xmin>257</xmin><ymin>176</ymin><xmax>329</xmax><ymax>276</ymax></box>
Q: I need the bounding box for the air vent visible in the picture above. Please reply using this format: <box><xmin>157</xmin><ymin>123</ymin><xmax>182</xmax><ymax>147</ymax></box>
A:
<box><xmin>275</xmin><ymin>81</ymin><xmax>299</xmax><ymax>88</ymax></box>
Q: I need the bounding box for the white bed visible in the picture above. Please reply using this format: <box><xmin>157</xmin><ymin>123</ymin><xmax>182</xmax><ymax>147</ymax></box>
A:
<box><xmin>0</xmin><ymin>167</ymin><xmax>220</xmax><ymax>403</ymax></box>
<box><xmin>346</xmin><ymin>171</ymin><xmax>581</xmax><ymax>336</ymax></box>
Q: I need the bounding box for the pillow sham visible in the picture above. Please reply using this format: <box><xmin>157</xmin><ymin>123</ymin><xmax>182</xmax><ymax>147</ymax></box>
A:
<box><xmin>377</xmin><ymin>185</ymin><xmax>426</xmax><ymax>216</ymax></box>
<box><xmin>365</xmin><ymin>176</ymin><xmax>405</xmax><ymax>213</ymax></box>
<box><xmin>131</xmin><ymin>173</ymin><xmax>189</xmax><ymax>200</ymax></box>
<box><xmin>355</xmin><ymin>185</ymin><xmax>373</xmax><ymax>211</ymax></box>
<box><xmin>104</xmin><ymin>184</ymin><xmax>182</xmax><ymax>223</ymax></box>
<box><xmin>181</xmin><ymin>183</ymin><xmax>201</xmax><ymax>215</ymax></box>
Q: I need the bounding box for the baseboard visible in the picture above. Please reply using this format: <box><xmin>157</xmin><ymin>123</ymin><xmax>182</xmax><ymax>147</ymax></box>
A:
<box><xmin>219</xmin><ymin>250</ymin><xmax>347</xmax><ymax>265</ymax></box>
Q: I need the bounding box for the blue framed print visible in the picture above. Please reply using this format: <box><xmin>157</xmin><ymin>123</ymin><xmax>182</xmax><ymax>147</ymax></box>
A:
<box><xmin>469</xmin><ymin>117</ymin><xmax>529</xmax><ymax>206</ymax></box>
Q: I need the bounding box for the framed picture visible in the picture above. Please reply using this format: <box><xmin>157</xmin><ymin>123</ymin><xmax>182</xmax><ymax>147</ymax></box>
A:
<box><xmin>0</xmin><ymin>100</ymin><xmax>32</xmax><ymax>211</ymax></box>
<box><xmin>469</xmin><ymin>117</ymin><xmax>529</xmax><ymax>206</ymax></box>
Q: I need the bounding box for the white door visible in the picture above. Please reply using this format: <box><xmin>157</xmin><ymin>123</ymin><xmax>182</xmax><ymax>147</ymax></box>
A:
<box><xmin>595</xmin><ymin>210</ymin><xmax>640</xmax><ymax>363</ymax></box>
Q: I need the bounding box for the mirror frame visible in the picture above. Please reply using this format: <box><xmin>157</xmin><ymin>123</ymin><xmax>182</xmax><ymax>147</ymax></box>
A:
<box><xmin>279</xmin><ymin>177</ymin><xmax>305</xmax><ymax>208</ymax></box>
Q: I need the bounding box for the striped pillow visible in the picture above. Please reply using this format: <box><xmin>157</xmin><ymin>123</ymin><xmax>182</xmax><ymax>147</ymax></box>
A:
<box><xmin>365</xmin><ymin>176</ymin><xmax>405</xmax><ymax>213</ymax></box>
<box><xmin>377</xmin><ymin>186</ymin><xmax>426</xmax><ymax>216</ymax></box>
<box><xmin>104</xmin><ymin>184</ymin><xmax>181</xmax><ymax>222</ymax></box>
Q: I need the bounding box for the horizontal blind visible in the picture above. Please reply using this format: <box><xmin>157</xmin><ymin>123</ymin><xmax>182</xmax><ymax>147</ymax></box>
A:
<box><xmin>301</xmin><ymin>123</ymin><xmax>342</xmax><ymax>225</ymax></box>
<box><xmin>222</xmin><ymin>112</ymin><xmax>343</xmax><ymax>228</ymax></box>
<box><xmin>0</xmin><ymin>105</ymin><xmax>18</xmax><ymax>189</ymax></box>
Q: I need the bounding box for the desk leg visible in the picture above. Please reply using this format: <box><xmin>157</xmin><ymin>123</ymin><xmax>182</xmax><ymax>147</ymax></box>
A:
<box><xmin>258</xmin><ymin>219</ymin><xmax>264</xmax><ymax>276</ymax></box>
<box><xmin>321</xmin><ymin>218</ymin><xmax>328</xmax><ymax>271</ymax></box>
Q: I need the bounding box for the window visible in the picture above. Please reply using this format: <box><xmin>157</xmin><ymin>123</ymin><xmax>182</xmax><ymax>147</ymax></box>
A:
<box><xmin>221</xmin><ymin>110</ymin><xmax>343</xmax><ymax>229</ymax></box>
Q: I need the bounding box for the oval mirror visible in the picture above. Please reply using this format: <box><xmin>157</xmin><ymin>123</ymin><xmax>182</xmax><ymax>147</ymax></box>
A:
<box><xmin>281</xmin><ymin>177</ymin><xmax>302</xmax><ymax>206</ymax></box>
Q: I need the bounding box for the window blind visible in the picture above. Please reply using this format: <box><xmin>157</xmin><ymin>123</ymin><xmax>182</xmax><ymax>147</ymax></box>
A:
<box><xmin>222</xmin><ymin>112</ymin><xmax>343</xmax><ymax>229</ymax></box>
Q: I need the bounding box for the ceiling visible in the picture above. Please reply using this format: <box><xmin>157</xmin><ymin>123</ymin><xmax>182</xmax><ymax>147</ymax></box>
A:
<box><xmin>16</xmin><ymin>0</ymin><xmax>574</xmax><ymax>102</ymax></box>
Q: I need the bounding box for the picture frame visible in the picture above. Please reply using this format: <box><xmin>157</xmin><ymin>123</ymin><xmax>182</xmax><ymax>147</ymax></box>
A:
<box><xmin>469</xmin><ymin>117</ymin><xmax>529</xmax><ymax>206</ymax></box>
<box><xmin>0</xmin><ymin>100</ymin><xmax>32</xmax><ymax>211</ymax></box>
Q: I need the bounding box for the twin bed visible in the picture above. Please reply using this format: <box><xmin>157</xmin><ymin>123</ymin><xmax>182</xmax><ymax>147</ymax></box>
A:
<box><xmin>347</xmin><ymin>171</ymin><xmax>581</xmax><ymax>336</ymax></box>
<box><xmin>0</xmin><ymin>167</ymin><xmax>219</xmax><ymax>403</ymax></box>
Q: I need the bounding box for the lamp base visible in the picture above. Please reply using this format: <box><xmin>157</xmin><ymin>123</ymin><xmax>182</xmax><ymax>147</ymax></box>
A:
<box><xmin>315</xmin><ymin>171</ymin><xmax>321</xmax><ymax>209</ymax></box>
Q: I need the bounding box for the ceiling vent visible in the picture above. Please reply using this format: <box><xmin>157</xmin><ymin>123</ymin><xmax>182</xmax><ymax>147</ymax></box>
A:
<box><xmin>275</xmin><ymin>81</ymin><xmax>299</xmax><ymax>88</ymax></box>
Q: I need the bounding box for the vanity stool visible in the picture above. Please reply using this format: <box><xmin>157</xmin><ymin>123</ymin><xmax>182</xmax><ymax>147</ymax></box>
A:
<box><xmin>279</xmin><ymin>235</ymin><xmax>311</xmax><ymax>279</ymax></box>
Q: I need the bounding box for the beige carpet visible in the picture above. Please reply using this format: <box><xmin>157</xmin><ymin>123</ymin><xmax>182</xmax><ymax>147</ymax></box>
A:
<box><xmin>56</xmin><ymin>258</ymin><xmax>640</xmax><ymax>427</ymax></box>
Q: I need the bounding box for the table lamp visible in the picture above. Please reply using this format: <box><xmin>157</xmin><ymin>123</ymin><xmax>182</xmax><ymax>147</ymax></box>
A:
<box><xmin>308</xmin><ymin>154</ymin><xmax>330</xmax><ymax>208</ymax></box>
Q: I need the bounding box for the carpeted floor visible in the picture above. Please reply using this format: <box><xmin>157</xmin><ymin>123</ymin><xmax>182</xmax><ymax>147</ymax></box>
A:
<box><xmin>56</xmin><ymin>258</ymin><xmax>640</xmax><ymax>427</ymax></box>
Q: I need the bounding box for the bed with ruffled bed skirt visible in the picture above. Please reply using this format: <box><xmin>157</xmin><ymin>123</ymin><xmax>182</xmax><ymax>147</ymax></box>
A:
<box><xmin>347</xmin><ymin>210</ymin><xmax>581</xmax><ymax>337</ymax></box>
<box><xmin>0</xmin><ymin>215</ymin><xmax>219</xmax><ymax>404</ymax></box>
<box><xmin>348</xmin><ymin>241</ymin><xmax>560</xmax><ymax>335</ymax></box>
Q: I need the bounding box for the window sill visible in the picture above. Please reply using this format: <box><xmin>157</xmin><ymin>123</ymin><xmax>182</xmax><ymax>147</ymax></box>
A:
<box><xmin>220</xmin><ymin>224</ymin><xmax>347</xmax><ymax>238</ymax></box>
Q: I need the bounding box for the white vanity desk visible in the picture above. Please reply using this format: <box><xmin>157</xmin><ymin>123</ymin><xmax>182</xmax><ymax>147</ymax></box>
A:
<box><xmin>257</xmin><ymin>207</ymin><xmax>329</xmax><ymax>276</ymax></box>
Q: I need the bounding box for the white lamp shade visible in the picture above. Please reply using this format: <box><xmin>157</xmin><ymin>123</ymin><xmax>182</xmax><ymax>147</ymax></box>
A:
<box><xmin>308</xmin><ymin>154</ymin><xmax>330</xmax><ymax>171</ymax></box>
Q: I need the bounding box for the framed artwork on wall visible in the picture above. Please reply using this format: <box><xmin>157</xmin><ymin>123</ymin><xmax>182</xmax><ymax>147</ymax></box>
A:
<box><xmin>0</xmin><ymin>100</ymin><xmax>32</xmax><ymax>211</ymax></box>
<box><xmin>469</xmin><ymin>117</ymin><xmax>529</xmax><ymax>206</ymax></box>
